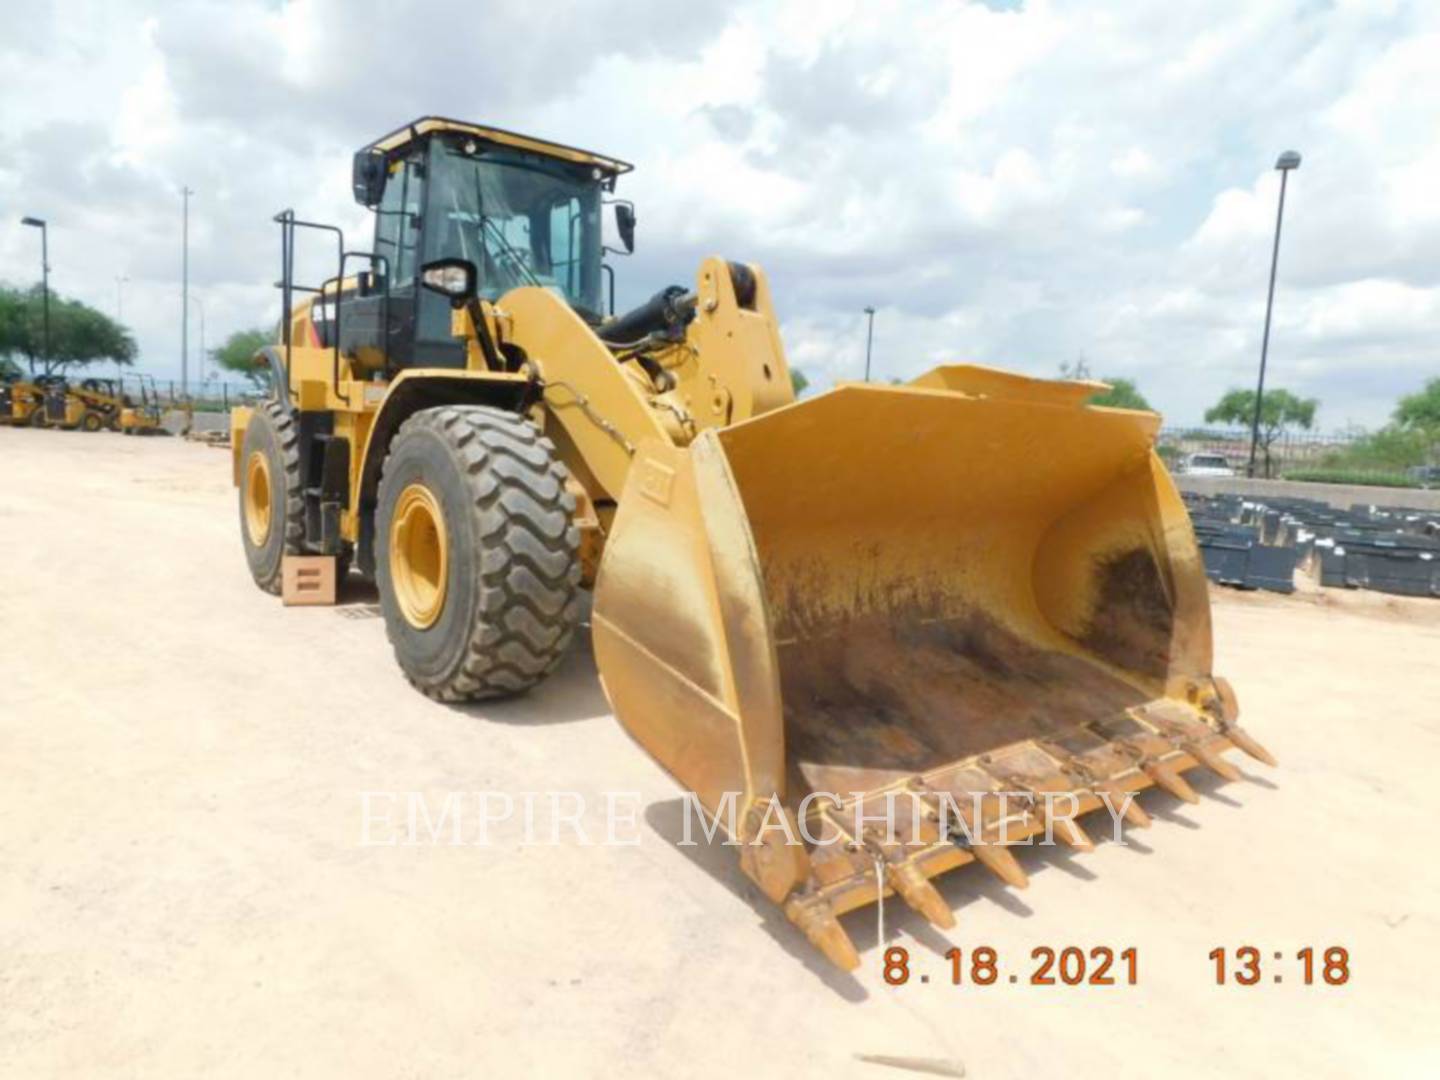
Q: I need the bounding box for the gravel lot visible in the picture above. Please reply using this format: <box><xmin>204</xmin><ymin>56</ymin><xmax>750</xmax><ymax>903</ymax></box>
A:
<box><xmin>3</xmin><ymin>423</ymin><xmax>1438</xmax><ymax>1078</ymax></box>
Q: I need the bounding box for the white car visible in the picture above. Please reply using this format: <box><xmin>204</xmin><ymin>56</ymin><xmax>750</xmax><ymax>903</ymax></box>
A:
<box><xmin>1180</xmin><ymin>452</ymin><xmax>1236</xmax><ymax>477</ymax></box>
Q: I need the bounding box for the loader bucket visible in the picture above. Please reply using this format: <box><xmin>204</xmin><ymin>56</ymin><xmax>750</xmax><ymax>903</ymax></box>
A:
<box><xmin>592</xmin><ymin>365</ymin><xmax>1272</xmax><ymax>972</ymax></box>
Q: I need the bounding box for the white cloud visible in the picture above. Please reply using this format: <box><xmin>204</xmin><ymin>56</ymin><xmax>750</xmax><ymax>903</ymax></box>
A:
<box><xmin>1109</xmin><ymin>147</ymin><xmax>1159</xmax><ymax>181</ymax></box>
<box><xmin>1</xmin><ymin>0</ymin><xmax>1437</xmax><ymax>427</ymax></box>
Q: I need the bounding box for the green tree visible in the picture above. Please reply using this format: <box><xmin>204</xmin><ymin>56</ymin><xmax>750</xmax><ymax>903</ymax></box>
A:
<box><xmin>0</xmin><ymin>286</ymin><xmax>34</xmax><ymax>373</ymax></box>
<box><xmin>789</xmin><ymin>366</ymin><xmax>809</xmax><ymax>397</ymax></box>
<box><xmin>1088</xmin><ymin>377</ymin><xmax>1152</xmax><ymax>411</ymax></box>
<box><xmin>1394</xmin><ymin>377</ymin><xmax>1440</xmax><ymax>433</ymax></box>
<box><xmin>0</xmin><ymin>283</ymin><xmax>136</xmax><ymax>376</ymax></box>
<box><xmin>1057</xmin><ymin>357</ymin><xmax>1152</xmax><ymax>411</ymax></box>
<box><xmin>212</xmin><ymin>328</ymin><xmax>274</xmax><ymax>388</ymax></box>
<box><xmin>1318</xmin><ymin>425</ymin><xmax>1429</xmax><ymax>474</ymax></box>
<box><xmin>1205</xmin><ymin>387</ymin><xmax>1318</xmax><ymax>477</ymax></box>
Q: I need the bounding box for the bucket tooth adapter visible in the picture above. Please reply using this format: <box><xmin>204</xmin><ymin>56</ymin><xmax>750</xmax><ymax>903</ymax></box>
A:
<box><xmin>232</xmin><ymin>116</ymin><xmax>1273</xmax><ymax>972</ymax></box>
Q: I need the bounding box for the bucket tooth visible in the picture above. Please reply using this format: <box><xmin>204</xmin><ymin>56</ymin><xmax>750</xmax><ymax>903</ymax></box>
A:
<box><xmin>971</xmin><ymin>842</ymin><xmax>1029</xmax><ymax>889</ymax></box>
<box><xmin>1035</xmin><ymin>744</ymin><xmax>1138</xmax><ymax>835</ymax></box>
<box><xmin>785</xmin><ymin>896</ymin><xmax>860</xmax><ymax>972</ymax></box>
<box><xmin>1224</xmin><ymin>725</ymin><xmax>1278</xmax><ymax>767</ymax></box>
<box><xmin>1144</xmin><ymin>759</ymin><xmax>1199</xmax><ymax>804</ymax></box>
<box><xmin>1050</xmin><ymin>815</ymin><xmax>1095</xmax><ymax>851</ymax></box>
<box><xmin>888</xmin><ymin>861</ymin><xmax>957</xmax><ymax>930</ymax></box>
<box><xmin>1097</xmin><ymin>784</ymin><xmax>1152</xmax><ymax>829</ymax></box>
<box><xmin>1185</xmin><ymin>740</ymin><xmax>1242</xmax><ymax>782</ymax></box>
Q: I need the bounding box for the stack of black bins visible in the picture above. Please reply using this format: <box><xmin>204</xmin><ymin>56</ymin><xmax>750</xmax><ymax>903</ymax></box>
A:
<box><xmin>1183</xmin><ymin>493</ymin><xmax>1297</xmax><ymax>594</ymax></box>
<box><xmin>1182</xmin><ymin>492</ymin><xmax>1440</xmax><ymax>598</ymax></box>
<box><xmin>1309</xmin><ymin>504</ymin><xmax>1440</xmax><ymax>596</ymax></box>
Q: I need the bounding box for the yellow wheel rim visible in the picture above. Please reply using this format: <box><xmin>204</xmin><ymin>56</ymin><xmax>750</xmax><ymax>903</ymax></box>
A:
<box><xmin>243</xmin><ymin>450</ymin><xmax>273</xmax><ymax>547</ymax></box>
<box><xmin>390</xmin><ymin>483</ymin><xmax>448</xmax><ymax>630</ymax></box>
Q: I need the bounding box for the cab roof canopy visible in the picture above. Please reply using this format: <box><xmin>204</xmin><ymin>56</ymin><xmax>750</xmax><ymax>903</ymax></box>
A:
<box><xmin>364</xmin><ymin>116</ymin><xmax>633</xmax><ymax>176</ymax></box>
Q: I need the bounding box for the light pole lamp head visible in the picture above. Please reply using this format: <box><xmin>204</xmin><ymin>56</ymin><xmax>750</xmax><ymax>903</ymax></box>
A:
<box><xmin>864</xmin><ymin>306</ymin><xmax>876</xmax><ymax>316</ymax></box>
<box><xmin>21</xmin><ymin>215</ymin><xmax>46</xmax><ymax>228</ymax></box>
<box><xmin>1275</xmin><ymin>150</ymin><xmax>1301</xmax><ymax>171</ymax></box>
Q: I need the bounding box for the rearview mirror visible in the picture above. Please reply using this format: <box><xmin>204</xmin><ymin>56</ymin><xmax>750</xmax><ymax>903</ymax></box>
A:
<box><xmin>352</xmin><ymin>149</ymin><xmax>387</xmax><ymax>208</ymax></box>
<box><xmin>419</xmin><ymin>258</ymin><xmax>478</xmax><ymax>306</ymax></box>
<box><xmin>614</xmin><ymin>202</ymin><xmax>636</xmax><ymax>253</ymax></box>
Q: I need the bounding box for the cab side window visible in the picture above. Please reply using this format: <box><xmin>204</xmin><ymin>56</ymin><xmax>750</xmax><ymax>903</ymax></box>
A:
<box><xmin>375</xmin><ymin>158</ymin><xmax>425</xmax><ymax>288</ymax></box>
<box><xmin>548</xmin><ymin>198</ymin><xmax>582</xmax><ymax>296</ymax></box>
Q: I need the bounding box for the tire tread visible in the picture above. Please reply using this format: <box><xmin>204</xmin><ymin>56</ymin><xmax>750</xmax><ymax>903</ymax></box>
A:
<box><xmin>379</xmin><ymin>405</ymin><xmax>581</xmax><ymax>701</ymax></box>
<box><xmin>247</xmin><ymin>400</ymin><xmax>304</xmax><ymax>595</ymax></box>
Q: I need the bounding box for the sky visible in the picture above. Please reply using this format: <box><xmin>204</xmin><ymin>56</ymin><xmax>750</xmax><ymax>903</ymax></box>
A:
<box><xmin>1</xmin><ymin>0</ymin><xmax>1436</xmax><ymax>430</ymax></box>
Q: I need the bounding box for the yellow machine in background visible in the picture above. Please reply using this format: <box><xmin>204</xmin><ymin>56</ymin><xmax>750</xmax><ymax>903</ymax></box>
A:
<box><xmin>117</xmin><ymin>373</ymin><xmax>166</xmax><ymax>435</ymax></box>
<box><xmin>233</xmin><ymin>117</ymin><xmax>1273</xmax><ymax>970</ymax></box>
<box><xmin>1</xmin><ymin>375</ymin><xmax>55</xmax><ymax>427</ymax></box>
<box><xmin>0</xmin><ymin>375</ymin><xmax>42</xmax><ymax>425</ymax></box>
<box><xmin>1</xmin><ymin>373</ymin><xmax>164</xmax><ymax>433</ymax></box>
<box><xmin>68</xmin><ymin>377</ymin><xmax>127</xmax><ymax>431</ymax></box>
<box><xmin>34</xmin><ymin>377</ymin><xmax>86</xmax><ymax>429</ymax></box>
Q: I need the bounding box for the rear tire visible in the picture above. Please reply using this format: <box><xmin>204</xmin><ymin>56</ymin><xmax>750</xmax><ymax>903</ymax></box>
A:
<box><xmin>28</xmin><ymin>408</ymin><xmax>47</xmax><ymax>429</ymax></box>
<box><xmin>376</xmin><ymin>405</ymin><xmax>581</xmax><ymax>701</ymax></box>
<box><xmin>238</xmin><ymin>400</ymin><xmax>303</xmax><ymax>594</ymax></box>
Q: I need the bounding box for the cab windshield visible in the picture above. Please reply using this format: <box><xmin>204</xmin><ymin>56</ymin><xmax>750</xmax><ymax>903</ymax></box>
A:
<box><xmin>426</xmin><ymin>138</ymin><xmax>604</xmax><ymax>318</ymax></box>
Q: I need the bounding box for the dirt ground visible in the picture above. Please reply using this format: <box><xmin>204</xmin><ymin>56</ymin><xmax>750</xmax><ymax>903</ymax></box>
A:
<box><xmin>3</xmin><ymin>425</ymin><xmax>1439</xmax><ymax>1079</ymax></box>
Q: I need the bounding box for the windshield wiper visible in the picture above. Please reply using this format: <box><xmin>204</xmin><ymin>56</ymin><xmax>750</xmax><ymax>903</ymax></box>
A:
<box><xmin>471</xmin><ymin>169</ymin><xmax>541</xmax><ymax>288</ymax></box>
<box><xmin>480</xmin><ymin>216</ymin><xmax>542</xmax><ymax>288</ymax></box>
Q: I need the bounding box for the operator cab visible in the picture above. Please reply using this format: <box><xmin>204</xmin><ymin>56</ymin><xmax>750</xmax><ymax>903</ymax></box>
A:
<box><xmin>345</xmin><ymin>117</ymin><xmax>633</xmax><ymax>370</ymax></box>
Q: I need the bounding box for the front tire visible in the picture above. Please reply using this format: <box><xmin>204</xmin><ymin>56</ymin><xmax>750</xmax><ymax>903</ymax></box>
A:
<box><xmin>238</xmin><ymin>400</ymin><xmax>304</xmax><ymax>594</ymax></box>
<box><xmin>376</xmin><ymin>405</ymin><xmax>581</xmax><ymax>701</ymax></box>
<box><xmin>81</xmin><ymin>411</ymin><xmax>104</xmax><ymax>432</ymax></box>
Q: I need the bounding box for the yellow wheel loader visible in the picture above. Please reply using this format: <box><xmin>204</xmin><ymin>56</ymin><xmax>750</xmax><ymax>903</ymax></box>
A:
<box><xmin>117</xmin><ymin>373</ymin><xmax>166</xmax><ymax>436</ymax></box>
<box><xmin>0</xmin><ymin>373</ymin><xmax>26</xmax><ymax>424</ymax></box>
<box><xmin>1</xmin><ymin>371</ymin><xmax>52</xmax><ymax>426</ymax></box>
<box><xmin>69</xmin><ymin>377</ymin><xmax>127</xmax><ymax>432</ymax></box>
<box><xmin>4</xmin><ymin>379</ymin><xmax>49</xmax><ymax>427</ymax></box>
<box><xmin>234</xmin><ymin>117</ymin><xmax>1273</xmax><ymax>971</ymax></box>
<box><xmin>29</xmin><ymin>376</ymin><xmax>85</xmax><ymax>430</ymax></box>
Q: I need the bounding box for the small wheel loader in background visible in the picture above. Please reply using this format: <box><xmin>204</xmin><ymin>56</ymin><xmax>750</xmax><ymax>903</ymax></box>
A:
<box><xmin>117</xmin><ymin>373</ymin><xmax>167</xmax><ymax>436</ymax></box>
<box><xmin>1</xmin><ymin>374</ymin><xmax>159</xmax><ymax>433</ymax></box>
<box><xmin>233</xmin><ymin>117</ymin><xmax>1273</xmax><ymax>971</ymax></box>
<box><xmin>31</xmin><ymin>375</ymin><xmax>86</xmax><ymax>430</ymax></box>
<box><xmin>1</xmin><ymin>372</ymin><xmax>45</xmax><ymax>426</ymax></box>
<box><xmin>0</xmin><ymin>372</ymin><xmax>28</xmax><ymax>425</ymax></box>
<box><xmin>69</xmin><ymin>377</ymin><xmax>128</xmax><ymax>432</ymax></box>
<box><xmin>2</xmin><ymin>375</ymin><xmax>65</xmax><ymax>428</ymax></box>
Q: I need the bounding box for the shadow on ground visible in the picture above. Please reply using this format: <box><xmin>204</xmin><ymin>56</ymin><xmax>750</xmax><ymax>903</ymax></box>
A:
<box><xmin>643</xmin><ymin>765</ymin><xmax>1269</xmax><ymax>998</ymax></box>
<box><xmin>331</xmin><ymin>579</ymin><xmax>610</xmax><ymax>726</ymax></box>
<box><xmin>478</xmin><ymin>622</ymin><xmax>611</xmax><ymax>727</ymax></box>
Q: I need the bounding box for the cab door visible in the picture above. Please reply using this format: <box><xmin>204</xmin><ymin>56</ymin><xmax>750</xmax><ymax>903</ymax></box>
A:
<box><xmin>339</xmin><ymin>146</ymin><xmax>464</xmax><ymax>370</ymax></box>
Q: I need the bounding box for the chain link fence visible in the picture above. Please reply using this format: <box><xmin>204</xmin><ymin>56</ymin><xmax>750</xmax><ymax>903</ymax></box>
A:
<box><xmin>136</xmin><ymin>379</ymin><xmax>1440</xmax><ymax>492</ymax></box>
<box><xmin>1159</xmin><ymin>428</ymin><xmax>1440</xmax><ymax>489</ymax></box>
<box><xmin>157</xmin><ymin>380</ymin><xmax>266</xmax><ymax>414</ymax></box>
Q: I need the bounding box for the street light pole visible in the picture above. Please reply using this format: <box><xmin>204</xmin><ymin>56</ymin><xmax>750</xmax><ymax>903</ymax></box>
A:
<box><xmin>20</xmin><ymin>216</ymin><xmax>50</xmax><ymax>374</ymax></box>
<box><xmin>186</xmin><ymin>294</ymin><xmax>206</xmax><ymax>388</ymax></box>
<box><xmin>863</xmin><ymin>306</ymin><xmax>876</xmax><ymax>382</ymax></box>
<box><xmin>1246</xmin><ymin>150</ymin><xmax>1302</xmax><ymax>479</ymax></box>
<box><xmin>181</xmin><ymin>186</ymin><xmax>193</xmax><ymax>399</ymax></box>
